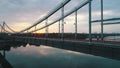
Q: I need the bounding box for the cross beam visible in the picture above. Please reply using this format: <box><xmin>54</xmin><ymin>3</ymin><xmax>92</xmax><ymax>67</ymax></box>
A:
<box><xmin>92</xmin><ymin>18</ymin><xmax>120</xmax><ymax>23</ymax></box>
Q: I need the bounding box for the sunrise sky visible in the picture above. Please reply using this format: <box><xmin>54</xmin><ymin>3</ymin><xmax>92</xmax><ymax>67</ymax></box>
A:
<box><xmin>0</xmin><ymin>0</ymin><xmax>120</xmax><ymax>33</ymax></box>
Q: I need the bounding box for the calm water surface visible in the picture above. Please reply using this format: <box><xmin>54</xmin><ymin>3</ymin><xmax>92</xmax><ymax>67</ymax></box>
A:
<box><xmin>3</xmin><ymin>43</ymin><xmax>119</xmax><ymax>68</ymax></box>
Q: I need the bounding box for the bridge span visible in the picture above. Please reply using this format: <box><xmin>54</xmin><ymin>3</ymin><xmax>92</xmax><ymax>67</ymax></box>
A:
<box><xmin>0</xmin><ymin>0</ymin><xmax>120</xmax><ymax>61</ymax></box>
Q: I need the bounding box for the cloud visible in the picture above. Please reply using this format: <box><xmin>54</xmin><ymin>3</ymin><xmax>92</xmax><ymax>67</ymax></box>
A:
<box><xmin>0</xmin><ymin>0</ymin><xmax>120</xmax><ymax>33</ymax></box>
<box><xmin>9</xmin><ymin>22</ymin><xmax>32</xmax><ymax>31</ymax></box>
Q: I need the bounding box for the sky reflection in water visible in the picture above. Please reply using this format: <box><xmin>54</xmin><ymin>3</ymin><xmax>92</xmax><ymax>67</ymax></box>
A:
<box><xmin>6</xmin><ymin>44</ymin><xmax>120</xmax><ymax>68</ymax></box>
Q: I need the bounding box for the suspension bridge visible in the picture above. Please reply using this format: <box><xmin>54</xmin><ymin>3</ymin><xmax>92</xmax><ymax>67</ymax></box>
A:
<box><xmin>0</xmin><ymin>0</ymin><xmax>120</xmax><ymax>61</ymax></box>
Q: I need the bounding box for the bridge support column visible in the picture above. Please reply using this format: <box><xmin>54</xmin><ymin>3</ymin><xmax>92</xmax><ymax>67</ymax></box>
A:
<box><xmin>45</xmin><ymin>19</ymin><xmax>48</xmax><ymax>38</ymax></box>
<box><xmin>58</xmin><ymin>21</ymin><xmax>61</xmax><ymax>37</ymax></box>
<box><xmin>75</xmin><ymin>11</ymin><xmax>78</xmax><ymax>39</ymax></box>
<box><xmin>34</xmin><ymin>25</ymin><xmax>37</xmax><ymax>37</ymax></box>
<box><xmin>61</xmin><ymin>6</ymin><xmax>64</xmax><ymax>40</ymax></box>
<box><xmin>101</xmin><ymin>0</ymin><xmax>104</xmax><ymax>41</ymax></box>
<box><xmin>89</xmin><ymin>1</ymin><xmax>92</xmax><ymax>42</ymax></box>
<box><xmin>1</xmin><ymin>22</ymin><xmax>5</xmax><ymax>33</ymax></box>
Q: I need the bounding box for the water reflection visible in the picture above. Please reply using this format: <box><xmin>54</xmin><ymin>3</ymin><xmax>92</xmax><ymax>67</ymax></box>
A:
<box><xmin>0</xmin><ymin>40</ymin><xmax>120</xmax><ymax>68</ymax></box>
<box><xmin>0</xmin><ymin>41</ymin><xmax>14</xmax><ymax>68</ymax></box>
<box><xmin>0</xmin><ymin>40</ymin><xmax>27</xmax><ymax>68</ymax></box>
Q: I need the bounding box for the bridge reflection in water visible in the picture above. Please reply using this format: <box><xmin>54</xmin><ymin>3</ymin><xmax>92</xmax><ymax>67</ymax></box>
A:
<box><xmin>0</xmin><ymin>40</ymin><xmax>27</xmax><ymax>68</ymax></box>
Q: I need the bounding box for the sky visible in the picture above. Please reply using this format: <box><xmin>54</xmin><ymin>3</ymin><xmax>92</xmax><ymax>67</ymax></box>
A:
<box><xmin>0</xmin><ymin>0</ymin><xmax>120</xmax><ymax>33</ymax></box>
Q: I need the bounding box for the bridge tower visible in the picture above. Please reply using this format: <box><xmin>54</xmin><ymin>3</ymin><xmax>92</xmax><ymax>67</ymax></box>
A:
<box><xmin>101</xmin><ymin>0</ymin><xmax>104</xmax><ymax>41</ymax></box>
<box><xmin>1</xmin><ymin>21</ymin><xmax>5</xmax><ymax>33</ymax></box>
<box><xmin>61</xmin><ymin>6</ymin><xmax>64</xmax><ymax>40</ymax></box>
<box><xmin>45</xmin><ymin>19</ymin><xmax>48</xmax><ymax>38</ymax></box>
<box><xmin>74</xmin><ymin>11</ymin><xmax>78</xmax><ymax>39</ymax></box>
<box><xmin>89</xmin><ymin>1</ymin><xmax>92</xmax><ymax>42</ymax></box>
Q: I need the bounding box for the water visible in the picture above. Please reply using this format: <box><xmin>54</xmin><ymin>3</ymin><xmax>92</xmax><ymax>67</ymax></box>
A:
<box><xmin>1</xmin><ymin>43</ymin><xmax>119</xmax><ymax>68</ymax></box>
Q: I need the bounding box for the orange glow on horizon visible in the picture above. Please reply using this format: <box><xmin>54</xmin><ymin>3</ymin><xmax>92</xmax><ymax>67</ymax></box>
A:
<box><xmin>10</xmin><ymin>22</ymin><xmax>32</xmax><ymax>32</ymax></box>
